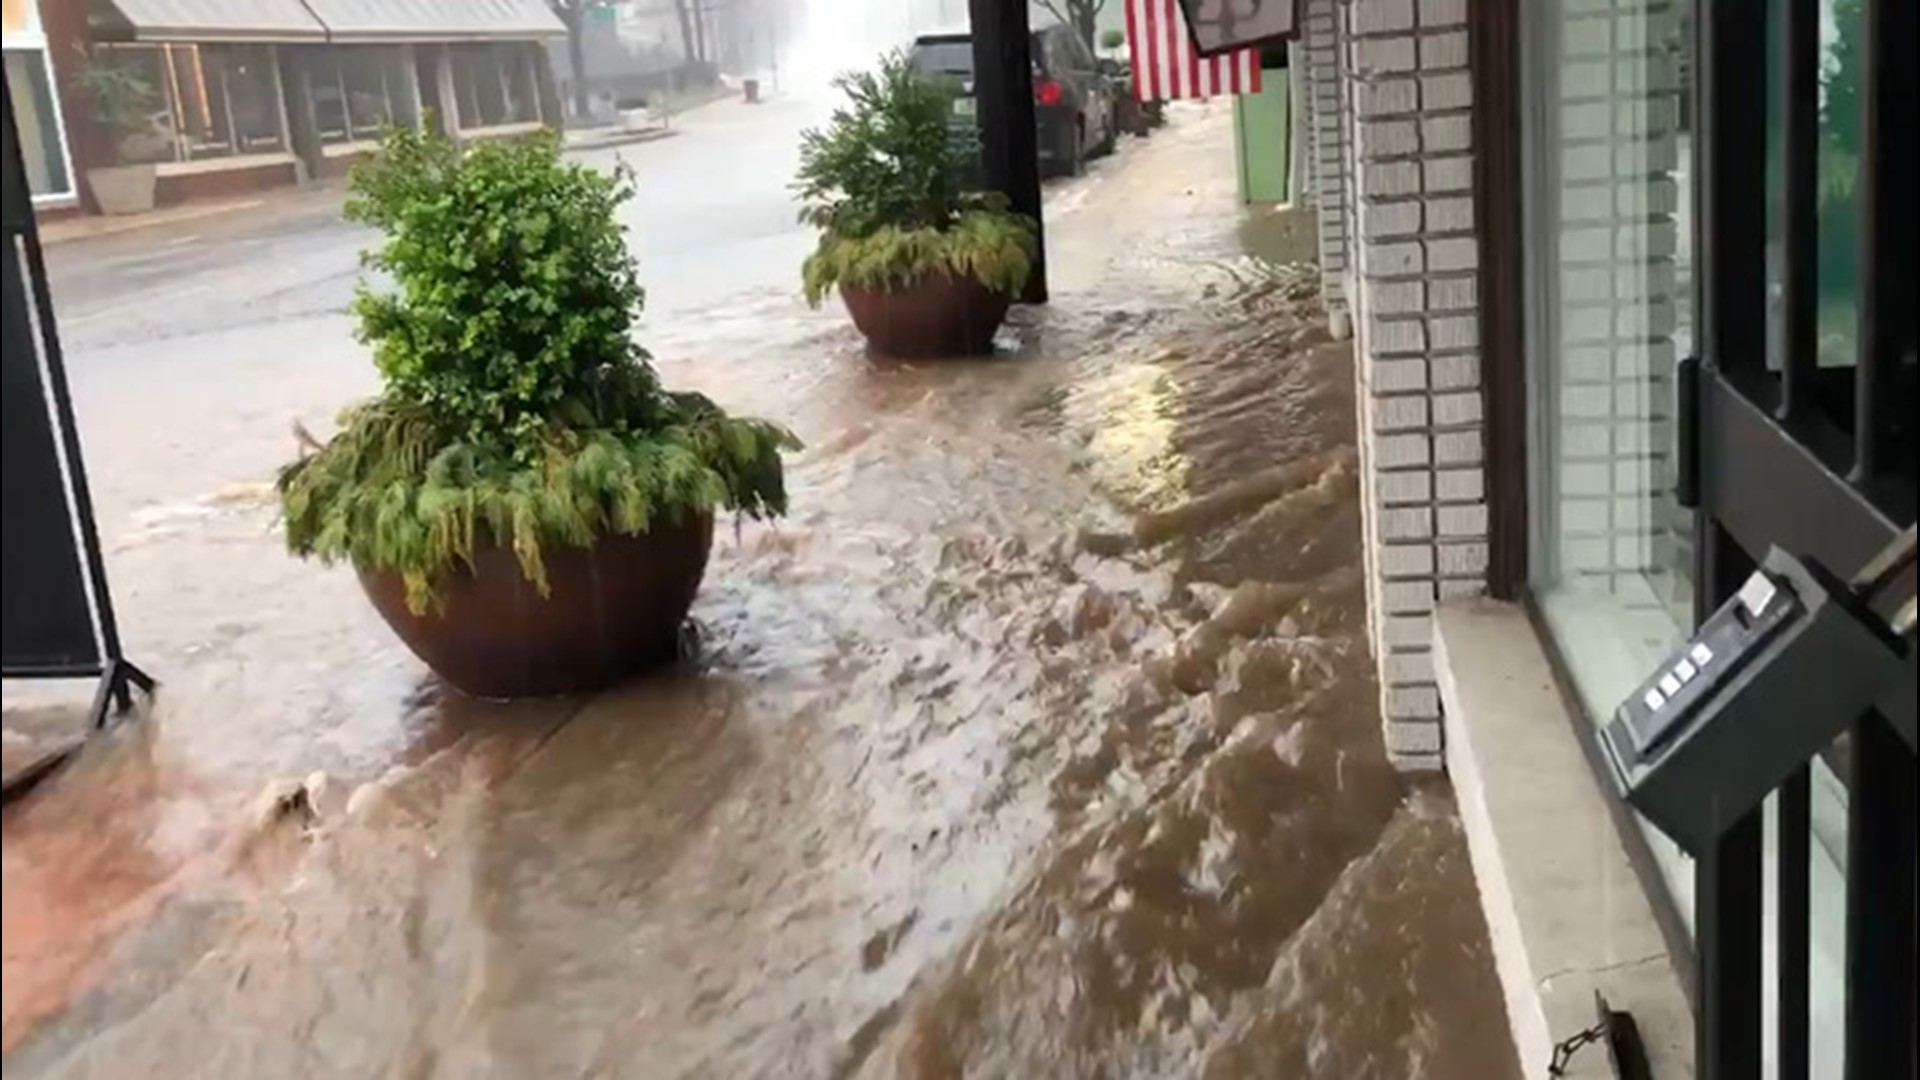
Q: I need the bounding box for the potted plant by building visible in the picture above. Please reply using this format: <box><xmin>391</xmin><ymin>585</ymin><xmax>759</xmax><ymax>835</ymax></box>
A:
<box><xmin>74</xmin><ymin>44</ymin><xmax>162</xmax><ymax>215</ymax></box>
<box><xmin>278</xmin><ymin>128</ymin><xmax>798</xmax><ymax>698</ymax></box>
<box><xmin>796</xmin><ymin>53</ymin><xmax>1036</xmax><ymax>359</ymax></box>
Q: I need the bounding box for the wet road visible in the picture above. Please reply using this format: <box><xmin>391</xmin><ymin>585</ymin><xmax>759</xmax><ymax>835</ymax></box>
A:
<box><xmin>4</xmin><ymin>95</ymin><xmax>1517</xmax><ymax>1077</ymax></box>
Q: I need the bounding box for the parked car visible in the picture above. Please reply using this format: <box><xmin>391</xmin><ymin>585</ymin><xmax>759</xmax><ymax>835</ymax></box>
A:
<box><xmin>908</xmin><ymin>24</ymin><xmax>1120</xmax><ymax>179</ymax></box>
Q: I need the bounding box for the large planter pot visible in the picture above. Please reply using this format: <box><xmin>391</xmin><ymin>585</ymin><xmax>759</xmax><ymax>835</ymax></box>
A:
<box><xmin>358</xmin><ymin>513</ymin><xmax>714</xmax><ymax>699</ymax></box>
<box><xmin>86</xmin><ymin>164</ymin><xmax>158</xmax><ymax>216</ymax></box>
<box><xmin>840</xmin><ymin>273</ymin><xmax>1013</xmax><ymax>359</ymax></box>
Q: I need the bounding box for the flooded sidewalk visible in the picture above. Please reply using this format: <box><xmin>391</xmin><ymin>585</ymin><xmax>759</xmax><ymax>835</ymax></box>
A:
<box><xmin>3</xmin><ymin>105</ymin><xmax>1516</xmax><ymax>1078</ymax></box>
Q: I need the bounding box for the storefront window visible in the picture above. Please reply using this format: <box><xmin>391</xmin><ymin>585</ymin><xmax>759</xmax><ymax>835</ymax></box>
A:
<box><xmin>100</xmin><ymin>43</ymin><xmax>286</xmax><ymax>163</ymax></box>
<box><xmin>1523</xmin><ymin>0</ymin><xmax>1696</xmax><ymax>910</ymax></box>
<box><xmin>311</xmin><ymin>46</ymin><xmax>412</xmax><ymax>145</ymax></box>
<box><xmin>451</xmin><ymin>44</ymin><xmax>540</xmax><ymax>130</ymax></box>
<box><xmin>4</xmin><ymin>48</ymin><xmax>72</xmax><ymax>198</ymax></box>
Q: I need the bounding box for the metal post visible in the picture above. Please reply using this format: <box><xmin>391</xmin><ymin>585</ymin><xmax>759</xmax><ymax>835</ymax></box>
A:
<box><xmin>1698</xmin><ymin>809</ymin><xmax>1764</xmax><ymax>1080</ymax></box>
<box><xmin>1777</xmin><ymin>0</ymin><xmax>1817</xmax><ymax>421</ymax></box>
<box><xmin>967</xmin><ymin>0</ymin><xmax>1047</xmax><ymax>304</ymax></box>
<box><xmin>1845</xmin><ymin>715</ymin><xmax>1917</xmax><ymax>1080</ymax></box>
<box><xmin>1776</xmin><ymin>766</ymin><xmax>1810</xmax><ymax>1080</ymax></box>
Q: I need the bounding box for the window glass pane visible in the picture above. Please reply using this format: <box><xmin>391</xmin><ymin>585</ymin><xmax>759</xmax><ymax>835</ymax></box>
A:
<box><xmin>312</xmin><ymin>58</ymin><xmax>351</xmax><ymax>144</ymax></box>
<box><xmin>4</xmin><ymin>50</ymin><xmax>72</xmax><ymax>196</ymax></box>
<box><xmin>170</xmin><ymin>45</ymin><xmax>233</xmax><ymax>158</ymax></box>
<box><xmin>910</xmin><ymin>40</ymin><xmax>974</xmax><ymax>77</ymax></box>
<box><xmin>452</xmin><ymin>45</ymin><xmax>509</xmax><ymax>129</ymax></box>
<box><xmin>341</xmin><ymin>47</ymin><xmax>393</xmax><ymax>138</ymax></box>
<box><xmin>502</xmin><ymin>46</ymin><xmax>537</xmax><ymax>125</ymax></box>
<box><xmin>1526</xmin><ymin>0</ymin><xmax>1696</xmax><ymax>912</ymax></box>
<box><xmin>219</xmin><ymin>45</ymin><xmax>283</xmax><ymax>153</ymax></box>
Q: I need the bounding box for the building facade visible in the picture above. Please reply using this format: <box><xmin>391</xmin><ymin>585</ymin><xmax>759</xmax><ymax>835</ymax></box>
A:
<box><xmin>11</xmin><ymin>0</ymin><xmax>564</xmax><ymax>212</ymax></box>
<box><xmin>4</xmin><ymin>0</ymin><xmax>77</xmax><ymax>204</ymax></box>
<box><xmin>1302</xmin><ymin>0</ymin><xmax>1915</xmax><ymax>1076</ymax></box>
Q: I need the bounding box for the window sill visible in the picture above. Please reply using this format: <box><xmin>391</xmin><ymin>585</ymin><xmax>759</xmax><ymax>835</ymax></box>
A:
<box><xmin>156</xmin><ymin>152</ymin><xmax>297</xmax><ymax>178</ymax></box>
<box><xmin>320</xmin><ymin>140</ymin><xmax>381</xmax><ymax>158</ymax></box>
<box><xmin>457</xmin><ymin>121</ymin><xmax>545</xmax><ymax>139</ymax></box>
<box><xmin>1434</xmin><ymin>599</ymin><xmax>1695</xmax><ymax>1079</ymax></box>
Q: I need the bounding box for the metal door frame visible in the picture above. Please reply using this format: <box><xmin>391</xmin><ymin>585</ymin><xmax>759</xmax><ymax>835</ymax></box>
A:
<box><xmin>1686</xmin><ymin>0</ymin><xmax>1917</xmax><ymax>1077</ymax></box>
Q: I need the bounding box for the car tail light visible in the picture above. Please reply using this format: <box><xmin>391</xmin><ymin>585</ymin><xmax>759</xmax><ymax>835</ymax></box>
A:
<box><xmin>1033</xmin><ymin>78</ymin><xmax>1063</xmax><ymax>107</ymax></box>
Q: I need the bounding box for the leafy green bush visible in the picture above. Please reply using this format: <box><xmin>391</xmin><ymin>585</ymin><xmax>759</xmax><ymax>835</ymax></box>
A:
<box><xmin>794</xmin><ymin>53</ymin><xmax>1035</xmax><ymax>304</ymax></box>
<box><xmin>279</xmin><ymin>127</ymin><xmax>798</xmax><ymax>611</ymax></box>
<box><xmin>73</xmin><ymin>44</ymin><xmax>162</xmax><ymax>158</ymax></box>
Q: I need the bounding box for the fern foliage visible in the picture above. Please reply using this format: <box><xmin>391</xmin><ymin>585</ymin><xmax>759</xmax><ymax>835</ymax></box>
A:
<box><xmin>795</xmin><ymin>52</ymin><xmax>1035</xmax><ymax>303</ymax></box>
<box><xmin>802</xmin><ymin>210</ymin><xmax>1035</xmax><ymax>305</ymax></box>
<box><xmin>280</xmin><ymin>126</ymin><xmax>799</xmax><ymax>611</ymax></box>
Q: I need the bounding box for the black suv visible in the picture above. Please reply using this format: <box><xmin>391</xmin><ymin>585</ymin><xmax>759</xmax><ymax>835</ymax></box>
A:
<box><xmin>908</xmin><ymin>23</ymin><xmax>1119</xmax><ymax>178</ymax></box>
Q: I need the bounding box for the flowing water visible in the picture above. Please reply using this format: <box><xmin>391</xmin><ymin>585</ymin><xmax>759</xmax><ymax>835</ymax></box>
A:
<box><xmin>3</xmin><ymin>107</ymin><xmax>1516</xmax><ymax>1078</ymax></box>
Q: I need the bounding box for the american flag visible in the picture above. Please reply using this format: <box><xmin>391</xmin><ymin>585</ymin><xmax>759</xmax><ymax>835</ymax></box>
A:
<box><xmin>1124</xmin><ymin>0</ymin><xmax>1264</xmax><ymax>102</ymax></box>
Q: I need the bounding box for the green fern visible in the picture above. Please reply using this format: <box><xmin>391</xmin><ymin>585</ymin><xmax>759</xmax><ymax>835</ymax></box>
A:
<box><xmin>280</xmin><ymin>126</ymin><xmax>800</xmax><ymax>612</ymax></box>
<box><xmin>795</xmin><ymin>53</ymin><xmax>1036</xmax><ymax>303</ymax></box>
<box><xmin>802</xmin><ymin>210</ymin><xmax>1035</xmax><ymax>305</ymax></box>
<box><xmin>280</xmin><ymin>396</ymin><xmax>798</xmax><ymax>613</ymax></box>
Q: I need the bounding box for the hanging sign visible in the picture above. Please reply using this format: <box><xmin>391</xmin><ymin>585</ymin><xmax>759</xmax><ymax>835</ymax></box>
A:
<box><xmin>1177</xmin><ymin>0</ymin><xmax>1298</xmax><ymax>57</ymax></box>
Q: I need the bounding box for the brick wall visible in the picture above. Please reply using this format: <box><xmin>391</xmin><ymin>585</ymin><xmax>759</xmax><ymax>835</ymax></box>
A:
<box><xmin>1300</xmin><ymin>0</ymin><xmax>1689</xmax><ymax>770</ymax></box>
<box><xmin>1301</xmin><ymin>0</ymin><xmax>1350</xmax><ymax>315</ymax></box>
<box><xmin>1332</xmin><ymin>0</ymin><xmax>1488</xmax><ymax>771</ymax></box>
<box><xmin>1544</xmin><ymin>0</ymin><xmax>1689</xmax><ymax>637</ymax></box>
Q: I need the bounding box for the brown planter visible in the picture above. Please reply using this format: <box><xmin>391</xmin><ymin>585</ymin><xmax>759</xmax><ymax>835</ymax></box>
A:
<box><xmin>358</xmin><ymin>513</ymin><xmax>714</xmax><ymax>699</ymax></box>
<box><xmin>840</xmin><ymin>273</ymin><xmax>1013</xmax><ymax>359</ymax></box>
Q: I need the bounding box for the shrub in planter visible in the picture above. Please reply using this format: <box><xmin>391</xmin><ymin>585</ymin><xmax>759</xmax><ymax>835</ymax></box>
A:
<box><xmin>279</xmin><ymin>127</ymin><xmax>798</xmax><ymax>698</ymax></box>
<box><xmin>796</xmin><ymin>53</ymin><xmax>1036</xmax><ymax>358</ymax></box>
<box><xmin>74</xmin><ymin>44</ymin><xmax>165</xmax><ymax>214</ymax></box>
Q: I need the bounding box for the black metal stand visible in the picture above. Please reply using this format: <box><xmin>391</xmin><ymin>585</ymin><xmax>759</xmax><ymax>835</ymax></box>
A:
<box><xmin>0</xmin><ymin>662</ymin><xmax>153</xmax><ymax>805</ymax></box>
<box><xmin>2</xmin><ymin>79</ymin><xmax>156</xmax><ymax>806</ymax></box>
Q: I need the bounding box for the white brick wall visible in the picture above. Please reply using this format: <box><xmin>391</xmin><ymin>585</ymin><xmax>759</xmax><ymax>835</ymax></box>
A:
<box><xmin>1312</xmin><ymin>0</ymin><xmax>1489</xmax><ymax>771</ymax></box>
<box><xmin>1302</xmin><ymin>0</ymin><xmax>1351</xmax><ymax>314</ymax></box>
<box><xmin>1548</xmin><ymin>0</ymin><xmax>1689</xmax><ymax>635</ymax></box>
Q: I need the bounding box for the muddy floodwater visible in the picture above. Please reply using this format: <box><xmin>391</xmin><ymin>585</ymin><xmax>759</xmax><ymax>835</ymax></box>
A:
<box><xmin>3</xmin><ymin>104</ymin><xmax>1517</xmax><ymax>1078</ymax></box>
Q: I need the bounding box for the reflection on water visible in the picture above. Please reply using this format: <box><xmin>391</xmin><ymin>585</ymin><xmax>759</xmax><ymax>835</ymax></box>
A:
<box><xmin>2</xmin><ymin>111</ymin><xmax>1515</xmax><ymax>1078</ymax></box>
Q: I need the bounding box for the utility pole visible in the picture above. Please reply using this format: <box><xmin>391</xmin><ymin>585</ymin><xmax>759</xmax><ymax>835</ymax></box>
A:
<box><xmin>966</xmin><ymin>0</ymin><xmax>1047</xmax><ymax>303</ymax></box>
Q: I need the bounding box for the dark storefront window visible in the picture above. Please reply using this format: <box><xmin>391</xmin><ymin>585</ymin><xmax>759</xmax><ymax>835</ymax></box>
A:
<box><xmin>1523</xmin><ymin>0</ymin><xmax>1699</xmax><ymax>918</ymax></box>
<box><xmin>451</xmin><ymin>44</ymin><xmax>540</xmax><ymax>130</ymax></box>
<box><xmin>99</xmin><ymin>43</ymin><xmax>287</xmax><ymax>162</ymax></box>
<box><xmin>310</xmin><ymin>46</ymin><xmax>412</xmax><ymax>145</ymax></box>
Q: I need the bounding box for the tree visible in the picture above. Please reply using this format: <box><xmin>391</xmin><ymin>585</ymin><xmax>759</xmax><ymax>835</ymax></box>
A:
<box><xmin>668</xmin><ymin>0</ymin><xmax>701</xmax><ymax>66</ymax></box>
<box><xmin>550</xmin><ymin>0</ymin><xmax>621</xmax><ymax>120</ymax></box>
<box><xmin>1037</xmin><ymin>0</ymin><xmax>1107</xmax><ymax>52</ymax></box>
<box><xmin>1822</xmin><ymin>0</ymin><xmax>1862</xmax><ymax>157</ymax></box>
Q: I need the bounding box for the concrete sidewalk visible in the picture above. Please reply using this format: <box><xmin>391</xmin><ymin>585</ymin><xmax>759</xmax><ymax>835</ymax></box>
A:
<box><xmin>33</xmin><ymin>115</ymin><xmax>703</xmax><ymax>252</ymax></box>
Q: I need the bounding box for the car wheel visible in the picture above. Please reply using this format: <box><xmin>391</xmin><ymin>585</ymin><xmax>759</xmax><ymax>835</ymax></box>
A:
<box><xmin>1067</xmin><ymin>121</ymin><xmax>1087</xmax><ymax>176</ymax></box>
<box><xmin>1094</xmin><ymin>107</ymin><xmax>1119</xmax><ymax>157</ymax></box>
